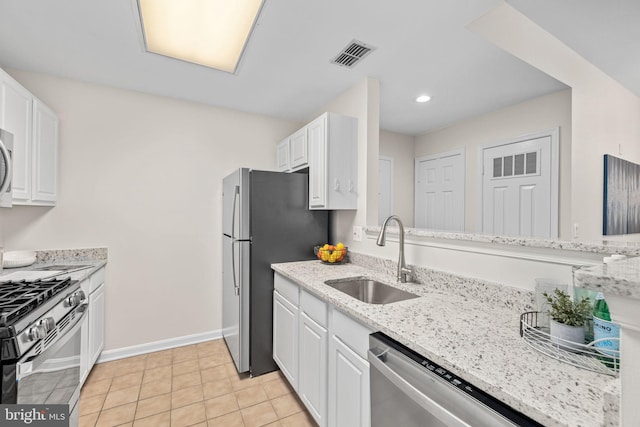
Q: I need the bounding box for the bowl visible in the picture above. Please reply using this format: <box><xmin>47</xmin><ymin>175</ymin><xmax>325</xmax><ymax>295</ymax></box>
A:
<box><xmin>3</xmin><ymin>250</ymin><xmax>37</xmax><ymax>268</ymax></box>
<box><xmin>314</xmin><ymin>245</ymin><xmax>348</xmax><ymax>264</ymax></box>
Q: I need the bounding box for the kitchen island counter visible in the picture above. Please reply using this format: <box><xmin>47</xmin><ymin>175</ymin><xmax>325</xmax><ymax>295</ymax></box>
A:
<box><xmin>272</xmin><ymin>259</ymin><xmax>619</xmax><ymax>427</ymax></box>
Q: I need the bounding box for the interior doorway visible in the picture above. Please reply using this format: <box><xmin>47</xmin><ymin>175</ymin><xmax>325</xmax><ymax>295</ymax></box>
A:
<box><xmin>414</xmin><ymin>149</ymin><xmax>465</xmax><ymax>231</ymax></box>
<box><xmin>479</xmin><ymin>129</ymin><xmax>559</xmax><ymax>238</ymax></box>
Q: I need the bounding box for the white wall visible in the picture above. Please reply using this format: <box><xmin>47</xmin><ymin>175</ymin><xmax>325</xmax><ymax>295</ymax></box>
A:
<box><xmin>468</xmin><ymin>3</ymin><xmax>640</xmax><ymax>242</ymax></box>
<box><xmin>379</xmin><ymin>129</ymin><xmax>414</xmax><ymax>227</ymax></box>
<box><xmin>414</xmin><ymin>89</ymin><xmax>572</xmax><ymax>238</ymax></box>
<box><xmin>0</xmin><ymin>69</ymin><xmax>299</xmax><ymax>351</ymax></box>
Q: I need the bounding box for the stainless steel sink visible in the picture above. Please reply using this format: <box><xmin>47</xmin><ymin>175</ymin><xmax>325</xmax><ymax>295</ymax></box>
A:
<box><xmin>324</xmin><ymin>278</ymin><xmax>419</xmax><ymax>304</ymax></box>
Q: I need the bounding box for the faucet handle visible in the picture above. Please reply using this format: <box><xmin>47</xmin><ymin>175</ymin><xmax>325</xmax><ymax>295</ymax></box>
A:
<box><xmin>400</xmin><ymin>266</ymin><xmax>413</xmax><ymax>283</ymax></box>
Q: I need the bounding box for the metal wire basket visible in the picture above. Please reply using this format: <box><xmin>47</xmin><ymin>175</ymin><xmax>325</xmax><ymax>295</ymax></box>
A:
<box><xmin>519</xmin><ymin>311</ymin><xmax>620</xmax><ymax>377</ymax></box>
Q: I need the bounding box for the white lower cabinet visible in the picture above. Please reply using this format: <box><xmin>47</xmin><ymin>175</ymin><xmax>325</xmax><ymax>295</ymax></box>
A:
<box><xmin>88</xmin><ymin>282</ymin><xmax>105</xmax><ymax>367</ymax></box>
<box><xmin>328</xmin><ymin>335</ymin><xmax>370</xmax><ymax>427</ymax></box>
<box><xmin>299</xmin><ymin>290</ymin><xmax>328</xmax><ymax>427</ymax></box>
<box><xmin>80</xmin><ymin>267</ymin><xmax>106</xmax><ymax>385</ymax></box>
<box><xmin>273</xmin><ymin>272</ymin><xmax>372</xmax><ymax>427</ymax></box>
<box><xmin>273</xmin><ymin>289</ymin><xmax>299</xmax><ymax>391</ymax></box>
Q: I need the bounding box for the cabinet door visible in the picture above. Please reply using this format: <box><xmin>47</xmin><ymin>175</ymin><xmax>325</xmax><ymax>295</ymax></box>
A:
<box><xmin>299</xmin><ymin>311</ymin><xmax>327</xmax><ymax>426</ymax></box>
<box><xmin>308</xmin><ymin>115</ymin><xmax>326</xmax><ymax>208</ymax></box>
<box><xmin>273</xmin><ymin>290</ymin><xmax>299</xmax><ymax>391</ymax></box>
<box><xmin>328</xmin><ymin>335</ymin><xmax>370</xmax><ymax>427</ymax></box>
<box><xmin>276</xmin><ymin>139</ymin><xmax>290</xmax><ymax>172</ymax></box>
<box><xmin>89</xmin><ymin>283</ymin><xmax>105</xmax><ymax>367</ymax></box>
<box><xmin>290</xmin><ymin>127</ymin><xmax>308</xmax><ymax>170</ymax></box>
<box><xmin>31</xmin><ymin>99</ymin><xmax>58</xmax><ymax>204</ymax></box>
<box><xmin>0</xmin><ymin>74</ymin><xmax>32</xmax><ymax>202</ymax></box>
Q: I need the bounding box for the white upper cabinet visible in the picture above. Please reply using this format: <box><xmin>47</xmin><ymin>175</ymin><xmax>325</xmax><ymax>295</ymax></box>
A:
<box><xmin>289</xmin><ymin>127</ymin><xmax>308</xmax><ymax>170</ymax></box>
<box><xmin>308</xmin><ymin>112</ymin><xmax>357</xmax><ymax>210</ymax></box>
<box><xmin>31</xmin><ymin>100</ymin><xmax>58</xmax><ymax>203</ymax></box>
<box><xmin>275</xmin><ymin>112</ymin><xmax>357</xmax><ymax>209</ymax></box>
<box><xmin>276</xmin><ymin>138</ymin><xmax>290</xmax><ymax>172</ymax></box>
<box><xmin>277</xmin><ymin>127</ymin><xmax>309</xmax><ymax>173</ymax></box>
<box><xmin>0</xmin><ymin>72</ymin><xmax>32</xmax><ymax>201</ymax></box>
<box><xmin>0</xmin><ymin>67</ymin><xmax>58</xmax><ymax>206</ymax></box>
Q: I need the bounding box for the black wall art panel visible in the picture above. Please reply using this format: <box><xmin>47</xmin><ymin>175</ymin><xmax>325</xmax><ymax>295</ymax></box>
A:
<box><xmin>603</xmin><ymin>154</ymin><xmax>640</xmax><ymax>235</ymax></box>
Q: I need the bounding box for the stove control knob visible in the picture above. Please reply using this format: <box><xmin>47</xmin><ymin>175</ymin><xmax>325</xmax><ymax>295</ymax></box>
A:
<box><xmin>66</xmin><ymin>291</ymin><xmax>86</xmax><ymax>307</ymax></box>
<box><xmin>39</xmin><ymin>317</ymin><xmax>56</xmax><ymax>333</ymax></box>
<box><xmin>28</xmin><ymin>324</ymin><xmax>47</xmax><ymax>341</ymax></box>
<box><xmin>76</xmin><ymin>290</ymin><xmax>87</xmax><ymax>302</ymax></box>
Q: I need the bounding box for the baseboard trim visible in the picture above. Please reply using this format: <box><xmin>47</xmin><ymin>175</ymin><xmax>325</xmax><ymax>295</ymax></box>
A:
<box><xmin>96</xmin><ymin>329</ymin><xmax>223</xmax><ymax>363</ymax></box>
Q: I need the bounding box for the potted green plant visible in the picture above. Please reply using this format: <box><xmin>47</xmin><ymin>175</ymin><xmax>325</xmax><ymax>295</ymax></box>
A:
<box><xmin>543</xmin><ymin>289</ymin><xmax>591</xmax><ymax>351</ymax></box>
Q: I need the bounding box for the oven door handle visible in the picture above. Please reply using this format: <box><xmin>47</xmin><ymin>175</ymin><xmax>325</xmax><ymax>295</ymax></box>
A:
<box><xmin>368</xmin><ymin>349</ymin><xmax>472</xmax><ymax>427</ymax></box>
<box><xmin>17</xmin><ymin>303</ymin><xmax>88</xmax><ymax>380</ymax></box>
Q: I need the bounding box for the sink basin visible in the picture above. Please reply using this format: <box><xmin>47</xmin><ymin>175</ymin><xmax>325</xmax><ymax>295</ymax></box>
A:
<box><xmin>324</xmin><ymin>278</ymin><xmax>419</xmax><ymax>304</ymax></box>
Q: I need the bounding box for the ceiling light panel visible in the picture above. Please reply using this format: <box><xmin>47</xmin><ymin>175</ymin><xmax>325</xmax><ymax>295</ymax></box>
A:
<box><xmin>138</xmin><ymin>0</ymin><xmax>264</xmax><ymax>73</ymax></box>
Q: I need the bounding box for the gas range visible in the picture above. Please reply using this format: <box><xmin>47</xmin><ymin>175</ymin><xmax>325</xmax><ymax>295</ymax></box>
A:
<box><xmin>0</xmin><ymin>276</ymin><xmax>88</xmax><ymax>416</ymax></box>
<box><xmin>0</xmin><ymin>277</ymin><xmax>85</xmax><ymax>360</ymax></box>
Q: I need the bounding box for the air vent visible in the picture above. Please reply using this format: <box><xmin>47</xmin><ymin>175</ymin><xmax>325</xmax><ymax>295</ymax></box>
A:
<box><xmin>331</xmin><ymin>40</ymin><xmax>375</xmax><ymax>68</ymax></box>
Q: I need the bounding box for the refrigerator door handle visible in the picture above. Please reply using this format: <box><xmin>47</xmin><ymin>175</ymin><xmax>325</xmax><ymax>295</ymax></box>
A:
<box><xmin>231</xmin><ymin>185</ymin><xmax>240</xmax><ymax>240</ymax></box>
<box><xmin>231</xmin><ymin>185</ymin><xmax>240</xmax><ymax>294</ymax></box>
<box><xmin>231</xmin><ymin>240</ymin><xmax>239</xmax><ymax>296</ymax></box>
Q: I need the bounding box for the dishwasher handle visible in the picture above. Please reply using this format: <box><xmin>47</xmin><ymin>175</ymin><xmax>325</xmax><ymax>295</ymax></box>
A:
<box><xmin>368</xmin><ymin>348</ymin><xmax>472</xmax><ymax>427</ymax></box>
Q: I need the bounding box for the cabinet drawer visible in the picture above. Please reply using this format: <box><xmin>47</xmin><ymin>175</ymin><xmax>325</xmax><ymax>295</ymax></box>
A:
<box><xmin>331</xmin><ymin>308</ymin><xmax>374</xmax><ymax>360</ymax></box>
<box><xmin>90</xmin><ymin>267</ymin><xmax>105</xmax><ymax>294</ymax></box>
<box><xmin>300</xmin><ymin>289</ymin><xmax>327</xmax><ymax>328</ymax></box>
<box><xmin>274</xmin><ymin>273</ymin><xmax>299</xmax><ymax>305</ymax></box>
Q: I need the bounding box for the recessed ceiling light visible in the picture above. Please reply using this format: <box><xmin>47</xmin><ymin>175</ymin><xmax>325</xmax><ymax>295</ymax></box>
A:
<box><xmin>138</xmin><ymin>0</ymin><xmax>264</xmax><ymax>74</ymax></box>
<box><xmin>416</xmin><ymin>95</ymin><xmax>431</xmax><ymax>103</ymax></box>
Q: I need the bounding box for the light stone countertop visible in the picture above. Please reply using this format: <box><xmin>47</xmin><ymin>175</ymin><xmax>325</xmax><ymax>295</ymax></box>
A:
<box><xmin>574</xmin><ymin>257</ymin><xmax>640</xmax><ymax>299</ymax></box>
<box><xmin>272</xmin><ymin>259</ymin><xmax>620</xmax><ymax>427</ymax></box>
<box><xmin>363</xmin><ymin>226</ymin><xmax>640</xmax><ymax>257</ymax></box>
<box><xmin>1</xmin><ymin>247</ymin><xmax>107</xmax><ymax>283</ymax></box>
<box><xmin>0</xmin><ymin>259</ymin><xmax>106</xmax><ymax>283</ymax></box>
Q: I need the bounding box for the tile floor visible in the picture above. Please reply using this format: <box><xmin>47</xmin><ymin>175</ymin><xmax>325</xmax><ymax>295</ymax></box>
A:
<box><xmin>79</xmin><ymin>339</ymin><xmax>317</xmax><ymax>427</ymax></box>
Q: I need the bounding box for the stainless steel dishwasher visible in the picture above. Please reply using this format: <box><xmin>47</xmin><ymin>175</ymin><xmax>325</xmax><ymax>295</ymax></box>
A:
<box><xmin>368</xmin><ymin>333</ymin><xmax>543</xmax><ymax>427</ymax></box>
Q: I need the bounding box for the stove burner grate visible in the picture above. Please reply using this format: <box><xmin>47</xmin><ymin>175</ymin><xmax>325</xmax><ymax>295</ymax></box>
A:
<box><xmin>0</xmin><ymin>278</ymin><xmax>73</xmax><ymax>327</ymax></box>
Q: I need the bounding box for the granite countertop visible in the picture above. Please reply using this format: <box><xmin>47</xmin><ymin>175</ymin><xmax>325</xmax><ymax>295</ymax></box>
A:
<box><xmin>0</xmin><ymin>259</ymin><xmax>106</xmax><ymax>283</ymax></box>
<box><xmin>272</xmin><ymin>260</ymin><xmax>619</xmax><ymax>427</ymax></box>
<box><xmin>574</xmin><ymin>257</ymin><xmax>640</xmax><ymax>299</ymax></box>
<box><xmin>1</xmin><ymin>248</ymin><xmax>107</xmax><ymax>283</ymax></box>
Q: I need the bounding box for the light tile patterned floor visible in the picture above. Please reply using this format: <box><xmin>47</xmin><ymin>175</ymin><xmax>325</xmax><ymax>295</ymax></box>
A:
<box><xmin>79</xmin><ymin>339</ymin><xmax>317</xmax><ymax>427</ymax></box>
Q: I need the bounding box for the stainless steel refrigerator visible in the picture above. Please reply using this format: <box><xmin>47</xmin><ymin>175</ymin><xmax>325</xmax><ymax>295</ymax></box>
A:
<box><xmin>222</xmin><ymin>168</ymin><xmax>328</xmax><ymax>376</ymax></box>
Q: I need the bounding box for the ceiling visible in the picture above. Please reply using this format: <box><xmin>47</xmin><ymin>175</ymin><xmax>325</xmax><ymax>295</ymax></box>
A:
<box><xmin>0</xmin><ymin>1</ymin><xmax>635</xmax><ymax>136</ymax></box>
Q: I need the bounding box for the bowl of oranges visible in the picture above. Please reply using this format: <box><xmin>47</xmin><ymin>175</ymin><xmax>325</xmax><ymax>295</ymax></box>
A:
<box><xmin>315</xmin><ymin>242</ymin><xmax>348</xmax><ymax>264</ymax></box>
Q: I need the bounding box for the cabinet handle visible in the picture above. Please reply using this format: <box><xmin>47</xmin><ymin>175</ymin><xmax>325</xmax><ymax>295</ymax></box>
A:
<box><xmin>334</xmin><ymin>178</ymin><xmax>340</xmax><ymax>191</ymax></box>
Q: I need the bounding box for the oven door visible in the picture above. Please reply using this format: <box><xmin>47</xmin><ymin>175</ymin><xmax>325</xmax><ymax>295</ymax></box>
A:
<box><xmin>0</xmin><ymin>129</ymin><xmax>13</xmax><ymax>208</ymax></box>
<box><xmin>15</xmin><ymin>303</ymin><xmax>88</xmax><ymax>419</ymax></box>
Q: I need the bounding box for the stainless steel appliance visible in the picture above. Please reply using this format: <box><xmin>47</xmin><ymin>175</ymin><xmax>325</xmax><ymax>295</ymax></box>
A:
<box><xmin>222</xmin><ymin>168</ymin><xmax>328</xmax><ymax>376</ymax></box>
<box><xmin>0</xmin><ymin>129</ymin><xmax>14</xmax><ymax>208</ymax></box>
<box><xmin>368</xmin><ymin>332</ymin><xmax>543</xmax><ymax>427</ymax></box>
<box><xmin>0</xmin><ymin>277</ymin><xmax>87</xmax><ymax>425</ymax></box>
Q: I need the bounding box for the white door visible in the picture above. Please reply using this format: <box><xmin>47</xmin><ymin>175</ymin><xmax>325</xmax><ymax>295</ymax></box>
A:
<box><xmin>480</xmin><ymin>129</ymin><xmax>559</xmax><ymax>238</ymax></box>
<box><xmin>328</xmin><ymin>336</ymin><xmax>370</xmax><ymax>427</ymax></box>
<box><xmin>31</xmin><ymin>99</ymin><xmax>58</xmax><ymax>203</ymax></box>
<box><xmin>378</xmin><ymin>156</ymin><xmax>393</xmax><ymax>225</ymax></box>
<box><xmin>308</xmin><ymin>115</ymin><xmax>327</xmax><ymax>208</ymax></box>
<box><xmin>273</xmin><ymin>290</ymin><xmax>299</xmax><ymax>391</ymax></box>
<box><xmin>414</xmin><ymin>149</ymin><xmax>465</xmax><ymax>231</ymax></box>
<box><xmin>299</xmin><ymin>312</ymin><xmax>328</xmax><ymax>426</ymax></box>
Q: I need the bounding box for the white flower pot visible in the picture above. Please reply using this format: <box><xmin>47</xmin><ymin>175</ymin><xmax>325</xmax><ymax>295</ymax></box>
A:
<box><xmin>550</xmin><ymin>319</ymin><xmax>585</xmax><ymax>352</ymax></box>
